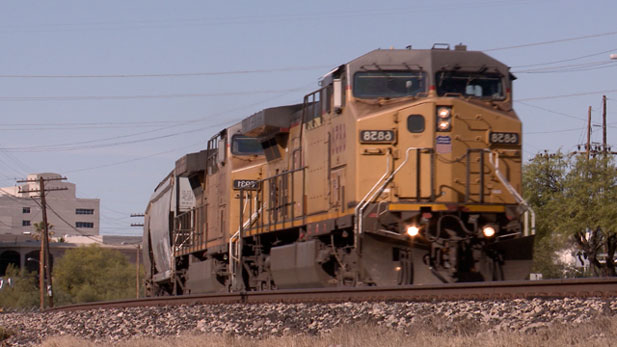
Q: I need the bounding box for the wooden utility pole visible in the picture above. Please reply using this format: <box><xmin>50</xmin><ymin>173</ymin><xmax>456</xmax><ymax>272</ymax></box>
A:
<box><xmin>136</xmin><ymin>244</ymin><xmax>140</xmax><ymax>298</ymax></box>
<box><xmin>587</xmin><ymin>106</ymin><xmax>592</xmax><ymax>160</ymax></box>
<box><xmin>603</xmin><ymin>95</ymin><xmax>608</xmax><ymax>154</ymax></box>
<box><xmin>18</xmin><ymin>176</ymin><xmax>67</xmax><ymax>309</ymax></box>
<box><xmin>130</xmin><ymin>213</ymin><xmax>144</xmax><ymax>298</ymax></box>
<box><xmin>39</xmin><ymin>177</ymin><xmax>53</xmax><ymax>308</ymax></box>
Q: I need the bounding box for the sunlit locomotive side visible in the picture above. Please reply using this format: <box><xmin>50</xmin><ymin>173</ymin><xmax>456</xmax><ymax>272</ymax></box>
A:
<box><xmin>143</xmin><ymin>44</ymin><xmax>535</xmax><ymax>295</ymax></box>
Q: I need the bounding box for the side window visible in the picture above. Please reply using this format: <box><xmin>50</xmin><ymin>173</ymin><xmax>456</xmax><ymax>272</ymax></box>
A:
<box><xmin>231</xmin><ymin>135</ymin><xmax>263</xmax><ymax>155</ymax></box>
<box><xmin>324</xmin><ymin>85</ymin><xmax>333</xmax><ymax>114</ymax></box>
<box><xmin>340</xmin><ymin>76</ymin><xmax>346</xmax><ymax>108</ymax></box>
<box><xmin>303</xmin><ymin>89</ymin><xmax>322</xmax><ymax>129</ymax></box>
<box><xmin>207</xmin><ymin>131</ymin><xmax>227</xmax><ymax>174</ymax></box>
<box><xmin>217</xmin><ymin>136</ymin><xmax>226</xmax><ymax>165</ymax></box>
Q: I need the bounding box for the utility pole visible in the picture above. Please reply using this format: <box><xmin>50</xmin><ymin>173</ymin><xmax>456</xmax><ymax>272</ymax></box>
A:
<box><xmin>603</xmin><ymin>95</ymin><xmax>608</xmax><ymax>154</ymax></box>
<box><xmin>136</xmin><ymin>244</ymin><xmax>140</xmax><ymax>298</ymax></box>
<box><xmin>18</xmin><ymin>176</ymin><xmax>67</xmax><ymax>309</ymax></box>
<box><xmin>131</xmin><ymin>213</ymin><xmax>144</xmax><ymax>298</ymax></box>
<box><xmin>587</xmin><ymin>106</ymin><xmax>592</xmax><ymax>160</ymax></box>
<box><xmin>575</xmin><ymin>98</ymin><xmax>616</xmax><ymax>158</ymax></box>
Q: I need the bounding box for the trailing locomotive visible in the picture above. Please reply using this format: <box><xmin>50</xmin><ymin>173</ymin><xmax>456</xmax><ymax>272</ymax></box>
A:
<box><xmin>143</xmin><ymin>44</ymin><xmax>535</xmax><ymax>295</ymax></box>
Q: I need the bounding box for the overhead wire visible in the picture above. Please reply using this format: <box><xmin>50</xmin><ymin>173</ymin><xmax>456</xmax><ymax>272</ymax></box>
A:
<box><xmin>0</xmin><ymin>187</ymin><xmax>36</xmax><ymax>204</ymax></box>
<box><xmin>1</xmin><ymin>118</ymin><xmax>232</xmax><ymax>152</ymax></box>
<box><xmin>0</xmin><ymin>86</ymin><xmax>306</xmax><ymax>102</ymax></box>
<box><xmin>516</xmin><ymin>101</ymin><xmax>587</xmax><ymax>121</ymax></box>
<box><xmin>484</xmin><ymin>30</ymin><xmax>617</xmax><ymax>52</ymax></box>
<box><xmin>512</xmin><ymin>47</ymin><xmax>617</xmax><ymax>68</ymax></box>
<box><xmin>525</xmin><ymin>127</ymin><xmax>584</xmax><ymax>135</ymax></box>
<box><xmin>64</xmin><ymin>141</ymin><xmax>204</xmax><ymax>173</ymax></box>
<box><xmin>517</xmin><ymin>89</ymin><xmax>617</xmax><ymax>102</ymax></box>
<box><xmin>0</xmin><ymin>65</ymin><xmax>330</xmax><ymax>79</ymax></box>
<box><xmin>44</xmin><ymin>200</ymin><xmax>102</xmax><ymax>243</ymax></box>
<box><xmin>0</xmin><ymin>1</ymin><xmax>538</xmax><ymax>35</ymax></box>
<box><xmin>0</xmin><ymin>81</ymin><xmax>314</xmax><ymax>153</ymax></box>
<box><xmin>513</xmin><ymin>61</ymin><xmax>616</xmax><ymax>74</ymax></box>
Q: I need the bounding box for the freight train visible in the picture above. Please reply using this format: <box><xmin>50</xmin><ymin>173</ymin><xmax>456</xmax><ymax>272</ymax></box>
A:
<box><xmin>143</xmin><ymin>44</ymin><xmax>535</xmax><ymax>295</ymax></box>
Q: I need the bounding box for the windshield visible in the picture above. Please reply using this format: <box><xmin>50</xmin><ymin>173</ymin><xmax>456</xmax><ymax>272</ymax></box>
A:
<box><xmin>353</xmin><ymin>71</ymin><xmax>426</xmax><ymax>99</ymax></box>
<box><xmin>436</xmin><ymin>71</ymin><xmax>504</xmax><ymax>99</ymax></box>
<box><xmin>231</xmin><ymin>135</ymin><xmax>263</xmax><ymax>155</ymax></box>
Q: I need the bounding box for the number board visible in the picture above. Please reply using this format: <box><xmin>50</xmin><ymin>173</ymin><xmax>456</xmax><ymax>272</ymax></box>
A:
<box><xmin>489</xmin><ymin>132</ymin><xmax>519</xmax><ymax>145</ymax></box>
<box><xmin>359</xmin><ymin>130</ymin><xmax>396</xmax><ymax>144</ymax></box>
<box><xmin>233</xmin><ymin>179</ymin><xmax>260</xmax><ymax>190</ymax></box>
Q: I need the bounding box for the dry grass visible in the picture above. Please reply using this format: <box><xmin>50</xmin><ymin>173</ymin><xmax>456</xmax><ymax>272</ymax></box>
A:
<box><xmin>39</xmin><ymin>317</ymin><xmax>617</xmax><ymax>347</ymax></box>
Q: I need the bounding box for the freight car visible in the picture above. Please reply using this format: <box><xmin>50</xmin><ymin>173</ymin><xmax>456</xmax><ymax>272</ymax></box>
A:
<box><xmin>143</xmin><ymin>44</ymin><xmax>535</xmax><ymax>295</ymax></box>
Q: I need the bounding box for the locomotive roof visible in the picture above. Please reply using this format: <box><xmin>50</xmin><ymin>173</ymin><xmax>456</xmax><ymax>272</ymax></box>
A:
<box><xmin>346</xmin><ymin>47</ymin><xmax>512</xmax><ymax>78</ymax></box>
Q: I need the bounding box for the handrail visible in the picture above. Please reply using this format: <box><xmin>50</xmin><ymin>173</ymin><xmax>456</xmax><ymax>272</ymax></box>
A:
<box><xmin>353</xmin><ymin>150</ymin><xmax>392</xmax><ymax>250</ymax></box>
<box><xmin>487</xmin><ymin>150</ymin><xmax>536</xmax><ymax>236</ymax></box>
<box><xmin>172</xmin><ymin>209</ymin><xmax>195</xmax><ymax>253</ymax></box>
<box><xmin>354</xmin><ymin>146</ymin><xmax>433</xmax><ymax>249</ymax></box>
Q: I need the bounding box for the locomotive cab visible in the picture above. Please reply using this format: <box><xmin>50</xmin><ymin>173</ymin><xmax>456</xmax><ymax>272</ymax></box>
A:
<box><xmin>341</xmin><ymin>45</ymin><xmax>533</xmax><ymax>284</ymax></box>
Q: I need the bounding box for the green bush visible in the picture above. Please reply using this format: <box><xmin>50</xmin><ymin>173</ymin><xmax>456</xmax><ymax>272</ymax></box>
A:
<box><xmin>0</xmin><ymin>265</ymin><xmax>39</xmax><ymax>310</ymax></box>
<box><xmin>54</xmin><ymin>245</ymin><xmax>140</xmax><ymax>305</ymax></box>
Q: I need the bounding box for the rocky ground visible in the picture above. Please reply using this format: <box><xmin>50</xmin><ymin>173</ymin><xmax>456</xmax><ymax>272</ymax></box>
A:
<box><xmin>0</xmin><ymin>297</ymin><xmax>615</xmax><ymax>346</ymax></box>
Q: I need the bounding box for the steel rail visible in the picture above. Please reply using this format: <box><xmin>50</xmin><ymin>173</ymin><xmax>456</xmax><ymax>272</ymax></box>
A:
<box><xmin>46</xmin><ymin>278</ymin><xmax>617</xmax><ymax>312</ymax></box>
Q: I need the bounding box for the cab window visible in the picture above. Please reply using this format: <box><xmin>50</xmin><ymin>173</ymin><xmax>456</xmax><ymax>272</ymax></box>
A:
<box><xmin>231</xmin><ymin>135</ymin><xmax>263</xmax><ymax>155</ymax></box>
<box><xmin>353</xmin><ymin>71</ymin><xmax>426</xmax><ymax>99</ymax></box>
<box><xmin>435</xmin><ymin>71</ymin><xmax>504</xmax><ymax>99</ymax></box>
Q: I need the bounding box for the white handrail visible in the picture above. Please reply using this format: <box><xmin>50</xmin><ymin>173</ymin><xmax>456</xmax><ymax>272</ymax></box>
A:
<box><xmin>228</xmin><ymin>193</ymin><xmax>261</xmax><ymax>290</ymax></box>
<box><xmin>353</xmin><ymin>150</ymin><xmax>392</xmax><ymax>249</ymax></box>
<box><xmin>487</xmin><ymin>151</ymin><xmax>536</xmax><ymax>235</ymax></box>
<box><xmin>354</xmin><ymin>147</ymin><xmax>432</xmax><ymax>248</ymax></box>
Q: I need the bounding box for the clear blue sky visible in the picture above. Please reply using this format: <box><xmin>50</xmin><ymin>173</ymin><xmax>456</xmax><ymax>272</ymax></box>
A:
<box><xmin>0</xmin><ymin>0</ymin><xmax>615</xmax><ymax>235</ymax></box>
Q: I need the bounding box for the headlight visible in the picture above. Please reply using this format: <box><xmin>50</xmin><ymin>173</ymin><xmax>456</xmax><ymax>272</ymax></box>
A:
<box><xmin>437</xmin><ymin>120</ymin><xmax>451</xmax><ymax>131</ymax></box>
<box><xmin>436</xmin><ymin>106</ymin><xmax>452</xmax><ymax>132</ymax></box>
<box><xmin>437</xmin><ymin>107</ymin><xmax>451</xmax><ymax>119</ymax></box>
<box><xmin>482</xmin><ymin>225</ymin><xmax>496</xmax><ymax>238</ymax></box>
<box><xmin>406</xmin><ymin>225</ymin><xmax>420</xmax><ymax>237</ymax></box>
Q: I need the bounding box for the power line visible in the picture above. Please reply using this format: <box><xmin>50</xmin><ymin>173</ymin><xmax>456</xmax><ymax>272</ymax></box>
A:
<box><xmin>0</xmin><ymin>123</ymin><xmax>177</xmax><ymax>131</ymax></box>
<box><xmin>0</xmin><ymin>119</ymin><xmax>233</xmax><ymax>153</ymax></box>
<box><xmin>0</xmin><ymin>122</ymin><xmax>188</xmax><ymax>152</ymax></box>
<box><xmin>513</xmin><ymin>61</ymin><xmax>616</xmax><ymax>74</ymax></box>
<box><xmin>0</xmin><ymin>65</ymin><xmax>330</xmax><ymax>79</ymax></box>
<box><xmin>517</xmin><ymin>89</ymin><xmax>617</xmax><ymax>102</ymax></box>
<box><xmin>484</xmin><ymin>30</ymin><xmax>617</xmax><ymax>52</ymax></box>
<box><xmin>0</xmin><ymin>30</ymin><xmax>613</xmax><ymax>81</ymax></box>
<box><xmin>511</xmin><ymin>47</ymin><xmax>617</xmax><ymax>68</ymax></box>
<box><xmin>516</xmin><ymin>101</ymin><xmax>587</xmax><ymax>121</ymax></box>
<box><xmin>64</xmin><ymin>141</ymin><xmax>204</xmax><ymax>173</ymax></box>
<box><xmin>0</xmin><ymin>87</ymin><xmax>305</xmax><ymax>102</ymax></box>
<box><xmin>0</xmin><ymin>82</ymin><xmax>313</xmax><ymax>153</ymax></box>
<box><xmin>525</xmin><ymin>127</ymin><xmax>583</xmax><ymax>135</ymax></box>
<box><xmin>0</xmin><ymin>2</ymin><xmax>537</xmax><ymax>34</ymax></box>
<box><xmin>44</xmin><ymin>201</ymin><xmax>102</xmax><ymax>243</ymax></box>
<box><xmin>0</xmin><ymin>187</ymin><xmax>32</xmax><ymax>204</ymax></box>
<box><xmin>0</xmin><ymin>120</ymin><xmax>177</xmax><ymax>127</ymax></box>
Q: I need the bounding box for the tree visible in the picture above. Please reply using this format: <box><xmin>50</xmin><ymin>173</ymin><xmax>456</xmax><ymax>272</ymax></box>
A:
<box><xmin>30</xmin><ymin>221</ymin><xmax>54</xmax><ymax>241</ymax></box>
<box><xmin>523</xmin><ymin>152</ymin><xmax>617</xmax><ymax>277</ymax></box>
<box><xmin>53</xmin><ymin>245</ymin><xmax>138</xmax><ymax>304</ymax></box>
<box><xmin>523</xmin><ymin>151</ymin><xmax>568</xmax><ymax>277</ymax></box>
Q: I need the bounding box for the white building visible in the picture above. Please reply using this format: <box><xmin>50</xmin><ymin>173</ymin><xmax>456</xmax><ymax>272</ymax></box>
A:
<box><xmin>0</xmin><ymin>173</ymin><xmax>99</xmax><ymax>236</ymax></box>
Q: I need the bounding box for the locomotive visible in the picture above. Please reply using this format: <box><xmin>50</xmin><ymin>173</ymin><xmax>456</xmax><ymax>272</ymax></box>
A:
<box><xmin>143</xmin><ymin>44</ymin><xmax>535</xmax><ymax>295</ymax></box>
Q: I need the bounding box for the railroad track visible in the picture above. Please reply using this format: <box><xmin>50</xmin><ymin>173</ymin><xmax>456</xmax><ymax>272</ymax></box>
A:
<box><xmin>48</xmin><ymin>278</ymin><xmax>617</xmax><ymax>312</ymax></box>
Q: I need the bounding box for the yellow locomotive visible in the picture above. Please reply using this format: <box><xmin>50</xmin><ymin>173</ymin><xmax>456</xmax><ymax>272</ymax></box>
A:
<box><xmin>143</xmin><ymin>44</ymin><xmax>535</xmax><ymax>295</ymax></box>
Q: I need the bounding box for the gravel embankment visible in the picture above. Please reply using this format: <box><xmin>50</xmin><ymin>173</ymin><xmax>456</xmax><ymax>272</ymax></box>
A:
<box><xmin>0</xmin><ymin>298</ymin><xmax>615</xmax><ymax>346</ymax></box>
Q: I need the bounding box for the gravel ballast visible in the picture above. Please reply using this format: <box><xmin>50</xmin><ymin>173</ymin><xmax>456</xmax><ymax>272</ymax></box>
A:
<box><xmin>0</xmin><ymin>297</ymin><xmax>615</xmax><ymax>346</ymax></box>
